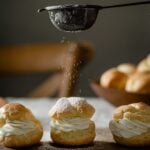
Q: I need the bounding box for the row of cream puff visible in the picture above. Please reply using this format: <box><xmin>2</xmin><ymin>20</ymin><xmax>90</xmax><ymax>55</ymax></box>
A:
<box><xmin>0</xmin><ymin>97</ymin><xmax>150</xmax><ymax>148</ymax></box>
<box><xmin>0</xmin><ymin>97</ymin><xmax>95</xmax><ymax>148</ymax></box>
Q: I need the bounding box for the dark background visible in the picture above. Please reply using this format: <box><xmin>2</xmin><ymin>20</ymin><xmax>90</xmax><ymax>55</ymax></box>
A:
<box><xmin>0</xmin><ymin>0</ymin><xmax>150</xmax><ymax>97</ymax></box>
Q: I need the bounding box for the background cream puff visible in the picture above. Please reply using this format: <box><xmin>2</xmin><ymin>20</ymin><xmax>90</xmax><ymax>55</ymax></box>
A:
<box><xmin>125</xmin><ymin>72</ymin><xmax>150</xmax><ymax>94</ymax></box>
<box><xmin>137</xmin><ymin>54</ymin><xmax>150</xmax><ymax>73</ymax></box>
<box><xmin>109</xmin><ymin>102</ymin><xmax>150</xmax><ymax>146</ymax></box>
<box><xmin>100</xmin><ymin>68</ymin><xmax>128</xmax><ymax>90</ymax></box>
<box><xmin>0</xmin><ymin>97</ymin><xmax>7</xmax><ymax>107</ymax></box>
<box><xmin>0</xmin><ymin>103</ymin><xmax>43</xmax><ymax>147</ymax></box>
<box><xmin>117</xmin><ymin>63</ymin><xmax>136</xmax><ymax>75</ymax></box>
<box><xmin>49</xmin><ymin>97</ymin><xmax>95</xmax><ymax>146</ymax></box>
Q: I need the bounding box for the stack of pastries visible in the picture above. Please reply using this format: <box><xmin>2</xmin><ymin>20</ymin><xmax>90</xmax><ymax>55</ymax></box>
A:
<box><xmin>100</xmin><ymin>54</ymin><xmax>150</xmax><ymax>94</ymax></box>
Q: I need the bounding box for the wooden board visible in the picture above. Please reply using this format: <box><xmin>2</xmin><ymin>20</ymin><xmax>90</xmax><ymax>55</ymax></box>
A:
<box><xmin>0</xmin><ymin>128</ymin><xmax>149</xmax><ymax>150</ymax></box>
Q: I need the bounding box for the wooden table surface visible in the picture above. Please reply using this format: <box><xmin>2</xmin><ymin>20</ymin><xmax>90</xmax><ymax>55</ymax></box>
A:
<box><xmin>0</xmin><ymin>97</ymin><xmax>149</xmax><ymax>150</ymax></box>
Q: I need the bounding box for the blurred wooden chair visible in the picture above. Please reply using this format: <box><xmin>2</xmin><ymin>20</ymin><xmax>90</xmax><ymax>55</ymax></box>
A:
<box><xmin>0</xmin><ymin>42</ymin><xmax>94</xmax><ymax>97</ymax></box>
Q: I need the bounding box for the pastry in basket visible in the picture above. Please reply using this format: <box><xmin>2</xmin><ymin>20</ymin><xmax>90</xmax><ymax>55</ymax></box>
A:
<box><xmin>125</xmin><ymin>72</ymin><xmax>150</xmax><ymax>94</ymax></box>
<box><xmin>0</xmin><ymin>97</ymin><xmax>8</xmax><ymax>107</ymax></box>
<box><xmin>49</xmin><ymin>97</ymin><xmax>95</xmax><ymax>146</ymax></box>
<box><xmin>109</xmin><ymin>102</ymin><xmax>150</xmax><ymax>146</ymax></box>
<box><xmin>117</xmin><ymin>63</ymin><xmax>136</xmax><ymax>75</ymax></box>
<box><xmin>137</xmin><ymin>54</ymin><xmax>150</xmax><ymax>73</ymax></box>
<box><xmin>100</xmin><ymin>68</ymin><xmax>128</xmax><ymax>90</ymax></box>
<box><xmin>0</xmin><ymin>103</ymin><xmax>43</xmax><ymax>148</ymax></box>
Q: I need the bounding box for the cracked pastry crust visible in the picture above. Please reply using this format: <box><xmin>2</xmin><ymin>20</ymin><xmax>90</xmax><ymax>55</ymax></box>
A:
<box><xmin>0</xmin><ymin>103</ymin><xmax>43</xmax><ymax>148</ymax></box>
<box><xmin>109</xmin><ymin>102</ymin><xmax>150</xmax><ymax>146</ymax></box>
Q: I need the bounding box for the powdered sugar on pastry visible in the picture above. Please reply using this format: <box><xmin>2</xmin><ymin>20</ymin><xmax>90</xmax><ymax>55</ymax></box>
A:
<box><xmin>49</xmin><ymin>97</ymin><xmax>76</xmax><ymax>117</ymax></box>
<box><xmin>49</xmin><ymin>97</ymin><xmax>95</xmax><ymax>119</ymax></box>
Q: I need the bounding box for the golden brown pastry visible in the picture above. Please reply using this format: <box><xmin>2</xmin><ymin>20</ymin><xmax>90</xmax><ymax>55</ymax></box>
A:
<box><xmin>137</xmin><ymin>54</ymin><xmax>150</xmax><ymax>73</ymax></box>
<box><xmin>109</xmin><ymin>102</ymin><xmax>150</xmax><ymax>146</ymax></box>
<box><xmin>100</xmin><ymin>68</ymin><xmax>128</xmax><ymax>90</ymax></box>
<box><xmin>0</xmin><ymin>103</ymin><xmax>43</xmax><ymax>148</ymax></box>
<box><xmin>125</xmin><ymin>72</ymin><xmax>150</xmax><ymax>94</ymax></box>
<box><xmin>49</xmin><ymin>97</ymin><xmax>95</xmax><ymax>146</ymax></box>
<box><xmin>117</xmin><ymin>63</ymin><xmax>136</xmax><ymax>75</ymax></box>
<box><xmin>0</xmin><ymin>97</ymin><xmax>7</xmax><ymax>107</ymax></box>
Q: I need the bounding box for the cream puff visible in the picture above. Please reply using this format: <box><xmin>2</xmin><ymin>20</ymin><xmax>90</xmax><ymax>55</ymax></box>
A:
<box><xmin>49</xmin><ymin>97</ymin><xmax>95</xmax><ymax>146</ymax></box>
<box><xmin>109</xmin><ymin>102</ymin><xmax>150</xmax><ymax>146</ymax></box>
<box><xmin>100</xmin><ymin>68</ymin><xmax>128</xmax><ymax>90</ymax></box>
<box><xmin>117</xmin><ymin>63</ymin><xmax>136</xmax><ymax>75</ymax></box>
<box><xmin>137</xmin><ymin>54</ymin><xmax>150</xmax><ymax>73</ymax></box>
<box><xmin>125</xmin><ymin>72</ymin><xmax>150</xmax><ymax>94</ymax></box>
<box><xmin>0</xmin><ymin>103</ymin><xmax>43</xmax><ymax>148</ymax></box>
<box><xmin>0</xmin><ymin>97</ymin><xmax>7</xmax><ymax>107</ymax></box>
